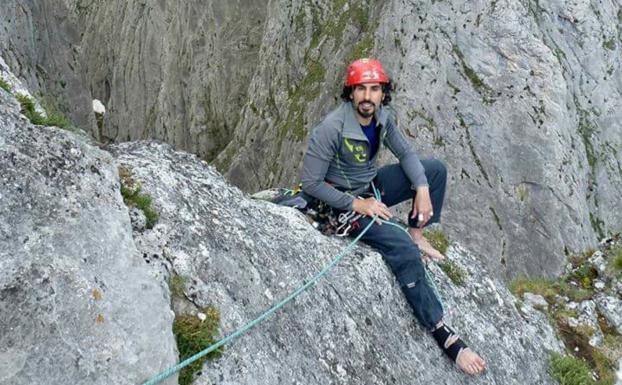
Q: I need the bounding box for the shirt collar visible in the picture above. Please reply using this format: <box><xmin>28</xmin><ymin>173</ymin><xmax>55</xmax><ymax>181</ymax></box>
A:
<box><xmin>342</xmin><ymin>102</ymin><xmax>388</xmax><ymax>139</ymax></box>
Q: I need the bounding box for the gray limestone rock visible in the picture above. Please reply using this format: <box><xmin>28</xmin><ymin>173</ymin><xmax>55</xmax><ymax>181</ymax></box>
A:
<box><xmin>523</xmin><ymin>292</ymin><xmax>548</xmax><ymax>310</ymax></box>
<box><xmin>2</xmin><ymin>0</ymin><xmax>622</xmax><ymax>280</ymax></box>
<box><xmin>111</xmin><ymin>140</ymin><xmax>564</xmax><ymax>384</ymax></box>
<box><xmin>576</xmin><ymin>300</ymin><xmax>604</xmax><ymax>347</ymax></box>
<box><xmin>595</xmin><ymin>295</ymin><xmax>622</xmax><ymax>335</ymax></box>
<box><xmin>0</xmin><ymin>90</ymin><xmax>177</xmax><ymax>385</ymax></box>
<box><xmin>129</xmin><ymin>207</ymin><xmax>147</xmax><ymax>232</ymax></box>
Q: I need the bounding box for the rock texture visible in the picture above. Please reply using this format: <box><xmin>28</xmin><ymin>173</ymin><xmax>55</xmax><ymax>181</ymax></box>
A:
<box><xmin>0</xmin><ymin>88</ymin><xmax>177</xmax><ymax>385</ymax></box>
<box><xmin>1</xmin><ymin>0</ymin><xmax>621</xmax><ymax>280</ymax></box>
<box><xmin>112</xmin><ymin>140</ymin><xmax>564</xmax><ymax>384</ymax></box>
<box><xmin>0</xmin><ymin>0</ymin><xmax>96</xmax><ymax>131</ymax></box>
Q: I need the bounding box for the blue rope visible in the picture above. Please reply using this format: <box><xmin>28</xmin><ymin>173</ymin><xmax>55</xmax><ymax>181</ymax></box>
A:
<box><xmin>140</xmin><ymin>185</ymin><xmax>444</xmax><ymax>385</ymax></box>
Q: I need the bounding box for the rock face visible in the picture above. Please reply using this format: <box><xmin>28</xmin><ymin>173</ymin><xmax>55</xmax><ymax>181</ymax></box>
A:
<box><xmin>0</xmin><ymin>0</ymin><xmax>96</xmax><ymax>131</ymax></box>
<box><xmin>111</xmin><ymin>140</ymin><xmax>564</xmax><ymax>384</ymax></box>
<box><xmin>2</xmin><ymin>0</ymin><xmax>621</xmax><ymax>279</ymax></box>
<box><xmin>0</xmin><ymin>89</ymin><xmax>177</xmax><ymax>385</ymax></box>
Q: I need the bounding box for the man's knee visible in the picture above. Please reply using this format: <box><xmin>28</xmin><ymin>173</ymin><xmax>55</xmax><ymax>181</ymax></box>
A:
<box><xmin>427</xmin><ymin>159</ymin><xmax>447</xmax><ymax>180</ymax></box>
<box><xmin>395</xmin><ymin>255</ymin><xmax>426</xmax><ymax>287</ymax></box>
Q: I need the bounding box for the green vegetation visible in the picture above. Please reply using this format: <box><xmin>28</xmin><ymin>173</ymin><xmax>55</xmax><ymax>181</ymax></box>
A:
<box><xmin>433</xmin><ymin>135</ymin><xmax>446</xmax><ymax>147</ymax></box>
<box><xmin>438</xmin><ymin>260</ymin><xmax>467</xmax><ymax>286</ymax></box>
<box><xmin>348</xmin><ymin>35</ymin><xmax>374</xmax><ymax>63</ymax></box>
<box><xmin>447</xmin><ymin>81</ymin><xmax>461</xmax><ymax>96</ymax></box>
<box><xmin>407</xmin><ymin>109</ymin><xmax>436</xmax><ymax>131</ymax></box>
<box><xmin>607</xmin><ymin>243</ymin><xmax>622</xmax><ymax>274</ymax></box>
<box><xmin>577</xmin><ymin>109</ymin><xmax>597</xmax><ymax>173</ymax></box>
<box><xmin>554</xmin><ymin>48</ymin><xmax>567</xmax><ymax>62</ymax></box>
<box><xmin>549</xmin><ymin>352</ymin><xmax>594</xmax><ymax>385</ymax></box>
<box><xmin>589</xmin><ymin>213</ymin><xmax>605</xmax><ymax>240</ymax></box>
<box><xmin>421</xmin><ymin>228</ymin><xmax>467</xmax><ymax>286</ymax></box>
<box><xmin>118</xmin><ymin>165</ymin><xmax>159</xmax><ymax>229</ymax></box>
<box><xmin>452</xmin><ymin>45</ymin><xmax>495</xmax><ymax>104</ymax></box>
<box><xmin>460</xmin><ymin>114</ymin><xmax>493</xmax><ymax>188</ymax></box>
<box><xmin>280</xmin><ymin>59</ymin><xmax>327</xmax><ymax>142</ymax></box>
<box><xmin>308</xmin><ymin>0</ymin><xmax>370</xmax><ymax>50</ymax></box>
<box><xmin>424</xmin><ymin>228</ymin><xmax>449</xmax><ymax>255</ymax></box>
<box><xmin>15</xmin><ymin>93</ymin><xmax>70</xmax><ymax>129</ymax></box>
<box><xmin>510</xmin><ymin>276</ymin><xmax>561</xmax><ymax>302</ymax></box>
<box><xmin>173</xmin><ymin>306</ymin><xmax>223</xmax><ymax>385</ymax></box>
<box><xmin>603</xmin><ymin>39</ymin><xmax>616</xmax><ymax>51</ymax></box>
<box><xmin>0</xmin><ymin>77</ymin><xmax>11</xmax><ymax>93</ymax></box>
<box><xmin>168</xmin><ymin>274</ymin><xmax>186</xmax><ymax>299</ymax></box>
<box><xmin>511</xmin><ymin>243</ymin><xmax>622</xmax><ymax>385</ymax></box>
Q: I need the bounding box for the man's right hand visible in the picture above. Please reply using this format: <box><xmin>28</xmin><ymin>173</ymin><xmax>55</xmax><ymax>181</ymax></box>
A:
<box><xmin>352</xmin><ymin>197</ymin><xmax>392</xmax><ymax>224</ymax></box>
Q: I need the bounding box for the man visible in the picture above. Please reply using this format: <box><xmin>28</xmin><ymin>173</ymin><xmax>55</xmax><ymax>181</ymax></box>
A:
<box><xmin>300</xmin><ymin>58</ymin><xmax>486</xmax><ymax>375</ymax></box>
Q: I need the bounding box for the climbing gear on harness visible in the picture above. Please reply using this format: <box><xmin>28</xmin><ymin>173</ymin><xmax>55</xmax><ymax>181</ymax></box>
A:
<box><xmin>431</xmin><ymin>323</ymin><xmax>468</xmax><ymax>363</ymax></box>
<box><xmin>255</xmin><ymin>184</ymin><xmax>365</xmax><ymax>237</ymax></box>
<box><xmin>345</xmin><ymin>58</ymin><xmax>389</xmax><ymax>86</ymax></box>
<box><xmin>335</xmin><ymin>209</ymin><xmax>364</xmax><ymax>237</ymax></box>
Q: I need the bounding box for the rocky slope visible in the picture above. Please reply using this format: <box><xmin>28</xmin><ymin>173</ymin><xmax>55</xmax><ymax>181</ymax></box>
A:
<box><xmin>1</xmin><ymin>0</ymin><xmax>621</xmax><ymax>288</ymax></box>
<box><xmin>0</xmin><ymin>83</ymin><xmax>177</xmax><ymax>384</ymax></box>
<box><xmin>0</xmin><ymin>81</ymin><xmax>571</xmax><ymax>384</ymax></box>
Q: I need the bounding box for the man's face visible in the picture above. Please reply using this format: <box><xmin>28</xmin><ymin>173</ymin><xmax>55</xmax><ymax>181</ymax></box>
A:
<box><xmin>350</xmin><ymin>82</ymin><xmax>384</xmax><ymax>119</ymax></box>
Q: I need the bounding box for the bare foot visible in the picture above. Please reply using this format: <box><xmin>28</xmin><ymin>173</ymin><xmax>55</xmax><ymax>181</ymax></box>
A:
<box><xmin>455</xmin><ymin>344</ymin><xmax>487</xmax><ymax>375</ymax></box>
<box><xmin>408</xmin><ymin>228</ymin><xmax>445</xmax><ymax>261</ymax></box>
<box><xmin>432</xmin><ymin>322</ymin><xmax>486</xmax><ymax>375</ymax></box>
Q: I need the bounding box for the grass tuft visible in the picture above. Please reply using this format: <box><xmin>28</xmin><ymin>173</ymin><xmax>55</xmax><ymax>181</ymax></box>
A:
<box><xmin>549</xmin><ymin>352</ymin><xmax>594</xmax><ymax>385</ymax></box>
<box><xmin>15</xmin><ymin>93</ymin><xmax>70</xmax><ymax>129</ymax></box>
<box><xmin>438</xmin><ymin>260</ymin><xmax>467</xmax><ymax>286</ymax></box>
<box><xmin>118</xmin><ymin>165</ymin><xmax>159</xmax><ymax>229</ymax></box>
<box><xmin>607</xmin><ymin>244</ymin><xmax>622</xmax><ymax>274</ymax></box>
<box><xmin>168</xmin><ymin>274</ymin><xmax>186</xmax><ymax>299</ymax></box>
<box><xmin>0</xmin><ymin>77</ymin><xmax>11</xmax><ymax>93</ymax></box>
<box><xmin>173</xmin><ymin>306</ymin><xmax>223</xmax><ymax>385</ymax></box>
<box><xmin>423</xmin><ymin>228</ymin><xmax>449</xmax><ymax>255</ymax></box>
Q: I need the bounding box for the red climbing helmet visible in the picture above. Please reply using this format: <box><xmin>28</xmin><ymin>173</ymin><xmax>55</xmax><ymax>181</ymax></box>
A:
<box><xmin>345</xmin><ymin>58</ymin><xmax>389</xmax><ymax>86</ymax></box>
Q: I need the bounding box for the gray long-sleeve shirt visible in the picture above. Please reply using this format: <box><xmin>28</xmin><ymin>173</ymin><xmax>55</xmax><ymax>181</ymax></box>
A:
<box><xmin>301</xmin><ymin>102</ymin><xmax>428</xmax><ymax>210</ymax></box>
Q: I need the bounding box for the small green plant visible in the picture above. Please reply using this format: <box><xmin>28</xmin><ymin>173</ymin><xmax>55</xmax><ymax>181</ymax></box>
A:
<box><xmin>0</xmin><ymin>77</ymin><xmax>11</xmax><ymax>93</ymax></box>
<box><xmin>510</xmin><ymin>276</ymin><xmax>558</xmax><ymax>301</ymax></box>
<box><xmin>607</xmin><ymin>244</ymin><xmax>622</xmax><ymax>274</ymax></box>
<box><xmin>168</xmin><ymin>274</ymin><xmax>186</xmax><ymax>299</ymax></box>
<box><xmin>510</xmin><ymin>275</ymin><xmax>593</xmax><ymax>303</ymax></box>
<box><xmin>423</xmin><ymin>228</ymin><xmax>449</xmax><ymax>255</ymax></box>
<box><xmin>438</xmin><ymin>260</ymin><xmax>467</xmax><ymax>286</ymax></box>
<box><xmin>549</xmin><ymin>352</ymin><xmax>594</xmax><ymax>385</ymax></box>
<box><xmin>15</xmin><ymin>93</ymin><xmax>70</xmax><ymax>128</ymax></box>
<box><xmin>433</xmin><ymin>135</ymin><xmax>446</xmax><ymax>147</ymax></box>
<box><xmin>603</xmin><ymin>39</ymin><xmax>616</xmax><ymax>51</ymax></box>
<box><xmin>173</xmin><ymin>306</ymin><xmax>223</xmax><ymax>385</ymax></box>
<box><xmin>118</xmin><ymin>165</ymin><xmax>159</xmax><ymax>229</ymax></box>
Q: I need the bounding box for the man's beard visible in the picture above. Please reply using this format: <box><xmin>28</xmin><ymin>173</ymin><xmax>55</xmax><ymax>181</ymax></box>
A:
<box><xmin>356</xmin><ymin>101</ymin><xmax>376</xmax><ymax>118</ymax></box>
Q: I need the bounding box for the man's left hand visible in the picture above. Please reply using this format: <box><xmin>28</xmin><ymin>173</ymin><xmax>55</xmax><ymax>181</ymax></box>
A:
<box><xmin>412</xmin><ymin>186</ymin><xmax>433</xmax><ymax>228</ymax></box>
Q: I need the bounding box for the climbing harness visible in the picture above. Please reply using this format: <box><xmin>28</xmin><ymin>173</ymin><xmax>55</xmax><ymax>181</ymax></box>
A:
<box><xmin>140</xmin><ymin>185</ymin><xmax>444</xmax><ymax>385</ymax></box>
